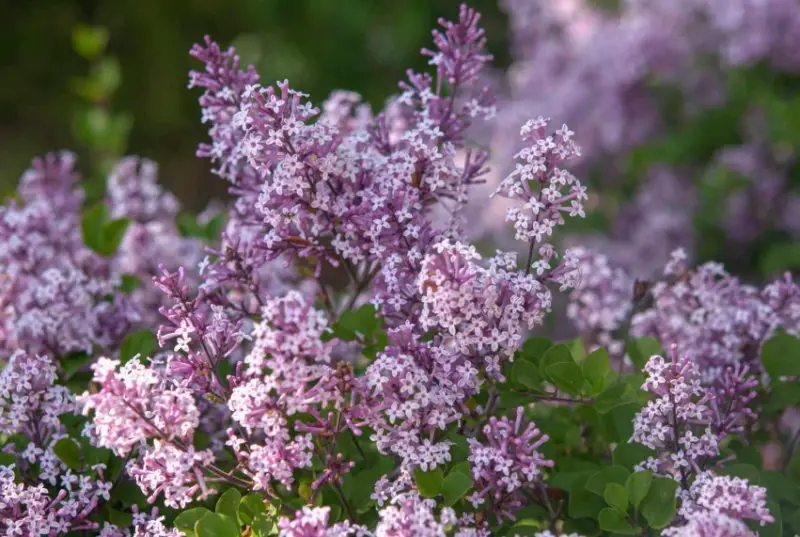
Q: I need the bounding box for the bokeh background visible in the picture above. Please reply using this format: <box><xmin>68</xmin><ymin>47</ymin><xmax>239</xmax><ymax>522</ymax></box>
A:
<box><xmin>4</xmin><ymin>0</ymin><xmax>800</xmax><ymax>281</ymax></box>
<box><xmin>1</xmin><ymin>0</ymin><xmax>510</xmax><ymax>209</ymax></box>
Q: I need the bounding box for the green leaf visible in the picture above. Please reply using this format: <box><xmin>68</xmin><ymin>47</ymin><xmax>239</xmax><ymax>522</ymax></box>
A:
<box><xmin>626</xmin><ymin>336</ymin><xmax>664</xmax><ymax>371</ymax></box>
<box><xmin>96</xmin><ymin>58</ymin><xmax>121</xmax><ymax>94</ymax></box>
<box><xmin>239</xmin><ymin>494</ymin><xmax>267</xmax><ymax>525</ymax></box>
<box><xmin>251</xmin><ymin>515</ymin><xmax>276</xmax><ymax>537</ymax></box>
<box><xmin>582</xmin><ymin>348</ymin><xmax>611</xmax><ymax>394</ymax></box>
<box><xmin>216</xmin><ymin>488</ymin><xmax>242</xmax><ymax>521</ymax></box>
<box><xmin>545</xmin><ymin>361</ymin><xmax>584</xmax><ymax>396</ymax></box>
<box><xmin>586</xmin><ymin>466</ymin><xmax>630</xmax><ymax>497</ymax></box>
<box><xmin>625</xmin><ymin>471</ymin><xmax>652</xmax><ymax>508</ymax></box>
<box><xmin>53</xmin><ymin>437</ymin><xmax>82</xmax><ymax>471</ymax></box>
<box><xmin>120</xmin><ymin>274</ymin><xmax>141</xmax><ymax>294</ymax></box>
<box><xmin>442</xmin><ymin>471</ymin><xmax>473</xmax><ymax>506</ymax></box>
<box><xmin>102</xmin><ymin>218</ymin><xmax>130</xmax><ymax>256</ymax></box>
<box><xmin>195</xmin><ymin>513</ymin><xmax>240</xmax><ymax>537</ymax></box>
<box><xmin>72</xmin><ymin>24</ymin><xmax>109</xmax><ymax>60</ymax></box>
<box><xmin>604</xmin><ymin>483</ymin><xmax>629</xmax><ymax>513</ymax></box>
<box><xmin>174</xmin><ymin>508</ymin><xmax>211</xmax><ymax>536</ymax></box>
<box><xmin>762</xmin><ymin>333</ymin><xmax>800</xmax><ymax>378</ymax></box>
<box><xmin>761</xmin><ymin>471</ymin><xmax>800</xmax><ymax>505</ymax></box>
<box><xmin>568</xmin><ymin>472</ymin><xmax>606</xmax><ymax>519</ymax></box>
<box><xmin>595</xmin><ymin>381</ymin><xmax>638</xmax><ymax>414</ymax></box>
<box><xmin>414</xmin><ymin>467</ymin><xmax>444</xmax><ymax>499</ymax></box>
<box><xmin>511</xmin><ymin>358</ymin><xmax>542</xmax><ymax>390</ymax></box>
<box><xmin>107</xmin><ymin>507</ymin><xmax>133</xmax><ymax>528</ymax></box>
<box><xmin>120</xmin><ymin>329</ymin><xmax>158</xmax><ymax>363</ymax></box>
<box><xmin>80</xmin><ymin>203</ymin><xmax>130</xmax><ymax>257</ymax></box>
<box><xmin>81</xmin><ymin>203</ymin><xmax>107</xmax><ymax>254</ymax></box>
<box><xmin>539</xmin><ymin>344</ymin><xmax>574</xmax><ymax>375</ymax></box>
<box><xmin>613</xmin><ymin>443</ymin><xmax>655</xmax><ymax>470</ymax></box>
<box><xmin>640</xmin><ymin>477</ymin><xmax>679</xmax><ymax>529</ymax></box>
<box><xmin>62</xmin><ymin>352</ymin><xmax>91</xmax><ymax>379</ymax></box>
<box><xmin>598</xmin><ymin>507</ymin><xmax>638</xmax><ymax>534</ymax></box>
<box><xmin>519</xmin><ymin>337</ymin><xmax>552</xmax><ymax>363</ymax></box>
<box><xmin>721</xmin><ymin>463</ymin><xmax>760</xmax><ymax>484</ymax></box>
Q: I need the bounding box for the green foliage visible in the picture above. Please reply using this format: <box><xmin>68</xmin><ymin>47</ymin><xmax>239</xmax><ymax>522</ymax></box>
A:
<box><xmin>762</xmin><ymin>332</ymin><xmax>800</xmax><ymax>378</ymax></box>
<box><xmin>119</xmin><ymin>329</ymin><xmax>159</xmax><ymax>363</ymax></box>
<box><xmin>216</xmin><ymin>488</ymin><xmax>242</xmax><ymax>522</ymax></box>
<box><xmin>625</xmin><ymin>471</ymin><xmax>653</xmax><ymax>508</ymax></box>
<box><xmin>52</xmin><ymin>437</ymin><xmax>82</xmax><ymax>471</ymax></box>
<box><xmin>195</xmin><ymin>512</ymin><xmax>239</xmax><ymax>537</ymax></box>
<box><xmin>603</xmin><ymin>483</ymin><xmax>628</xmax><ymax>513</ymax></box>
<box><xmin>442</xmin><ymin>470</ymin><xmax>473</xmax><ymax>507</ymax></box>
<box><xmin>640</xmin><ymin>477</ymin><xmax>679</xmax><ymax>529</ymax></box>
<box><xmin>81</xmin><ymin>203</ymin><xmax>130</xmax><ymax>257</ymax></box>
<box><xmin>413</xmin><ymin>467</ymin><xmax>444</xmax><ymax>499</ymax></box>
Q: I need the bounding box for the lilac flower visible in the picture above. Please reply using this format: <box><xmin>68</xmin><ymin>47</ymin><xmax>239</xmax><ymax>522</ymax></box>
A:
<box><xmin>565</xmin><ymin>247</ymin><xmax>634</xmax><ymax>358</ymax></box>
<box><xmin>107</xmin><ymin>157</ymin><xmax>205</xmax><ymax>327</ymax></box>
<box><xmin>417</xmin><ymin>240</ymin><xmax>576</xmax><ymax>379</ymax></box>
<box><xmin>663</xmin><ymin>511</ymin><xmax>758</xmax><ymax>537</ymax></box>
<box><xmin>632</xmin><ymin>352</ymin><xmax>720</xmax><ymax>475</ymax></box>
<box><xmin>277</xmin><ymin>506</ymin><xmax>368</xmax><ymax>537</ymax></box>
<box><xmin>127</xmin><ymin>441</ymin><xmax>215</xmax><ymax>508</ymax></box>
<box><xmin>80</xmin><ymin>357</ymin><xmax>200</xmax><ymax>456</ymax></box>
<box><xmin>492</xmin><ymin>117</ymin><xmax>584</xmax><ymax>246</ymax></box>
<box><xmin>0</xmin><ymin>465</ymin><xmax>100</xmax><ymax>536</ymax></box>
<box><xmin>364</xmin><ymin>323</ymin><xmax>479</xmax><ymax>469</ymax></box>
<box><xmin>631</xmin><ymin>249</ymin><xmax>800</xmax><ymax>380</ymax></box>
<box><xmin>374</xmin><ymin>492</ymin><xmax>453</xmax><ymax>537</ymax></box>
<box><xmin>0</xmin><ymin>153</ymin><xmax>136</xmax><ymax>357</ymax></box>
<box><xmin>155</xmin><ymin>265</ymin><xmax>244</xmax><ymax>395</ymax></box>
<box><xmin>189</xmin><ymin>36</ymin><xmax>260</xmax><ymax>185</ymax></box>
<box><xmin>0</xmin><ymin>350</ymin><xmax>74</xmax><ymax>439</ymax></box>
<box><xmin>679</xmin><ymin>472</ymin><xmax>774</xmax><ymax>526</ymax></box>
<box><xmin>467</xmin><ymin>407</ymin><xmax>553</xmax><ymax>520</ymax></box>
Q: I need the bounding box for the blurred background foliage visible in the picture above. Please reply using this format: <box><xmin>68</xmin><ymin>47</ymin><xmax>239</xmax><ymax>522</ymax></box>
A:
<box><xmin>0</xmin><ymin>0</ymin><xmax>510</xmax><ymax>209</ymax></box>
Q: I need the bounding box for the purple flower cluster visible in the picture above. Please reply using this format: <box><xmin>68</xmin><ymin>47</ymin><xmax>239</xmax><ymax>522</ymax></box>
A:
<box><xmin>0</xmin><ymin>351</ymin><xmax>113</xmax><ymax>535</ymax></box>
<box><xmin>0</xmin><ymin>153</ymin><xmax>134</xmax><ymax>357</ymax></box>
<box><xmin>467</xmin><ymin>407</ymin><xmax>553</xmax><ymax>519</ymax></box>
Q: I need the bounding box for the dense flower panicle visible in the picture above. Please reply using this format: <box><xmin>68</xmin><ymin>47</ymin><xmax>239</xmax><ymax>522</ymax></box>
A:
<box><xmin>468</xmin><ymin>407</ymin><xmax>553</xmax><ymax>519</ymax></box>
<box><xmin>0</xmin><ymin>464</ymin><xmax>102</xmax><ymax>536</ymax></box>
<box><xmin>492</xmin><ymin>117</ymin><xmax>585</xmax><ymax>245</ymax></box>
<box><xmin>632</xmin><ymin>352</ymin><xmax>720</xmax><ymax>474</ymax></box>
<box><xmin>365</xmin><ymin>323</ymin><xmax>478</xmax><ymax>469</ymax></box>
<box><xmin>155</xmin><ymin>265</ymin><xmax>245</xmax><ymax>394</ymax></box>
<box><xmin>418</xmin><ymin>240</ymin><xmax>577</xmax><ymax>379</ymax></box>
<box><xmin>107</xmin><ymin>157</ymin><xmax>180</xmax><ymax>222</ymax></box>
<box><xmin>0</xmin><ymin>153</ymin><xmax>135</xmax><ymax>356</ymax></box>
<box><xmin>631</xmin><ymin>249</ymin><xmax>800</xmax><ymax>379</ymax></box>
<box><xmin>189</xmin><ymin>36</ymin><xmax>260</xmax><ymax>184</ymax></box>
<box><xmin>0</xmin><ymin>351</ymin><xmax>74</xmax><ymax>437</ymax></box>
<box><xmin>374</xmin><ymin>492</ymin><xmax>453</xmax><ymax>537</ymax></box>
<box><xmin>663</xmin><ymin>511</ymin><xmax>757</xmax><ymax>537</ymax></box>
<box><xmin>679</xmin><ymin>472</ymin><xmax>774</xmax><ymax>526</ymax></box>
<box><xmin>127</xmin><ymin>441</ymin><xmax>215</xmax><ymax>509</ymax></box>
<box><xmin>108</xmin><ymin>158</ymin><xmax>205</xmax><ymax>326</ymax></box>
<box><xmin>226</xmin><ymin>292</ymin><xmax>345</xmax><ymax>490</ymax></box>
<box><xmin>277</xmin><ymin>506</ymin><xmax>369</xmax><ymax>537</ymax></box>
<box><xmin>80</xmin><ymin>357</ymin><xmax>201</xmax><ymax>456</ymax></box>
<box><xmin>565</xmin><ymin>247</ymin><xmax>634</xmax><ymax>358</ymax></box>
<box><xmin>18</xmin><ymin>151</ymin><xmax>83</xmax><ymax>213</ymax></box>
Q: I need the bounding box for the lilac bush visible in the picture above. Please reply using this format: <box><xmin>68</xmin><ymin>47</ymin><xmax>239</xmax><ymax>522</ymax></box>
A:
<box><xmin>2</xmin><ymin>3</ymin><xmax>800</xmax><ymax>537</ymax></box>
